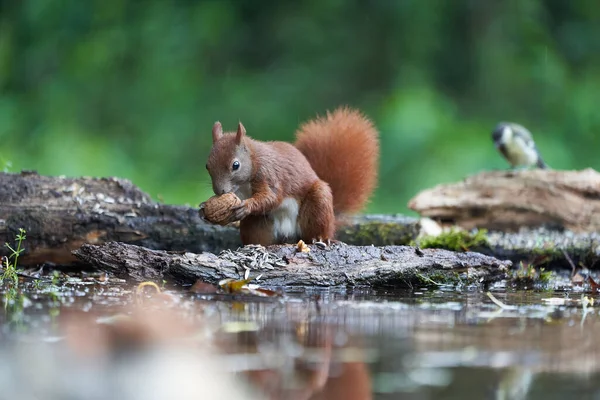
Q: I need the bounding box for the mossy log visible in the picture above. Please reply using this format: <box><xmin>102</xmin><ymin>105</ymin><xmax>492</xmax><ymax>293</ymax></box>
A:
<box><xmin>72</xmin><ymin>241</ymin><xmax>509</xmax><ymax>287</ymax></box>
<box><xmin>408</xmin><ymin>169</ymin><xmax>600</xmax><ymax>233</ymax></box>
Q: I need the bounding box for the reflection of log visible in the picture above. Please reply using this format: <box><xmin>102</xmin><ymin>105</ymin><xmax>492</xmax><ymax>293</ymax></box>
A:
<box><xmin>73</xmin><ymin>241</ymin><xmax>509</xmax><ymax>286</ymax></box>
<box><xmin>222</xmin><ymin>296</ymin><xmax>600</xmax><ymax>376</ymax></box>
<box><xmin>408</xmin><ymin>169</ymin><xmax>600</xmax><ymax>233</ymax></box>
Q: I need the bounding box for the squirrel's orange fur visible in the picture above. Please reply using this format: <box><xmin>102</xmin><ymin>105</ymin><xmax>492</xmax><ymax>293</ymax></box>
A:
<box><xmin>206</xmin><ymin>106</ymin><xmax>379</xmax><ymax>246</ymax></box>
<box><xmin>294</xmin><ymin>107</ymin><xmax>379</xmax><ymax>215</ymax></box>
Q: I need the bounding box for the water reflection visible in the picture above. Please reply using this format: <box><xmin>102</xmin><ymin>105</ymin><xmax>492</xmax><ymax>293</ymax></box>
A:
<box><xmin>1</xmin><ymin>282</ymin><xmax>600</xmax><ymax>399</ymax></box>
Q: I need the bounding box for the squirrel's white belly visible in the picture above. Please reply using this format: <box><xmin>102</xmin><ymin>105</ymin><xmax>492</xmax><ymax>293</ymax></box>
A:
<box><xmin>271</xmin><ymin>197</ymin><xmax>301</xmax><ymax>241</ymax></box>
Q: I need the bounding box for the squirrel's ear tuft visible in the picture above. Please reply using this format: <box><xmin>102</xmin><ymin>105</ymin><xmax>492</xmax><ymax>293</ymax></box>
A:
<box><xmin>212</xmin><ymin>122</ymin><xmax>223</xmax><ymax>143</ymax></box>
<box><xmin>236</xmin><ymin>122</ymin><xmax>246</xmax><ymax>145</ymax></box>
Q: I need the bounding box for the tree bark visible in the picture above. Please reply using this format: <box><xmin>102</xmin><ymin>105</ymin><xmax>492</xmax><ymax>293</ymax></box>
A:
<box><xmin>408</xmin><ymin>169</ymin><xmax>600</xmax><ymax>233</ymax></box>
<box><xmin>73</xmin><ymin>241</ymin><xmax>509</xmax><ymax>287</ymax></box>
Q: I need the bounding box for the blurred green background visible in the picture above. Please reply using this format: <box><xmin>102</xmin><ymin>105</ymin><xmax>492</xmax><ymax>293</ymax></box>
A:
<box><xmin>0</xmin><ymin>0</ymin><xmax>598</xmax><ymax>215</ymax></box>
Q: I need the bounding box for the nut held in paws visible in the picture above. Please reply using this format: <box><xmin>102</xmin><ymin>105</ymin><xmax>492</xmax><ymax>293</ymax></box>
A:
<box><xmin>199</xmin><ymin>192</ymin><xmax>242</xmax><ymax>225</ymax></box>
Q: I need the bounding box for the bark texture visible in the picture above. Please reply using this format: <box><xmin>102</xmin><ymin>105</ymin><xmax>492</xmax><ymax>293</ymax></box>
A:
<box><xmin>73</xmin><ymin>241</ymin><xmax>510</xmax><ymax>287</ymax></box>
<box><xmin>0</xmin><ymin>171</ymin><xmax>240</xmax><ymax>265</ymax></box>
<box><xmin>409</xmin><ymin>169</ymin><xmax>600</xmax><ymax>233</ymax></box>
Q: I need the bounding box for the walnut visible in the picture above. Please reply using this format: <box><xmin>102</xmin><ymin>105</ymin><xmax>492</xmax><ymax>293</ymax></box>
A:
<box><xmin>199</xmin><ymin>192</ymin><xmax>242</xmax><ymax>226</ymax></box>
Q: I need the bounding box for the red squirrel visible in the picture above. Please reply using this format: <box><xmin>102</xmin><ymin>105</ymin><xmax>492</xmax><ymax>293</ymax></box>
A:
<box><xmin>206</xmin><ymin>106</ymin><xmax>379</xmax><ymax>246</ymax></box>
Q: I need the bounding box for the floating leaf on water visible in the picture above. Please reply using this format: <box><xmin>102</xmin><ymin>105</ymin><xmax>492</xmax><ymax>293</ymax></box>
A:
<box><xmin>252</xmin><ymin>288</ymin><xmax>280</xmax><ymax>297</ymax></box>
<box><xmin>218</xmin><ymin>276</ymin><xmax>279</xmax><ymax>297</ymax></box>
<box><xmin>219</xmin><ymin>278</ymin><xmax>252</xmax><ymax>293</ymax></box>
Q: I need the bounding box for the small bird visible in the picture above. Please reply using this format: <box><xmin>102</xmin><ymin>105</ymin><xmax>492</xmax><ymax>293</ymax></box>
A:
<box><xmin>491</xmin><ymin>122</ymin><xmax>548</xmax><ymax>169</ymax></box>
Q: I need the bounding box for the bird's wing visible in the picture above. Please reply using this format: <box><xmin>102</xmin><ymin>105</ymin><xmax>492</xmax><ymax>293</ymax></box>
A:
<box><xmin>510</xmin><ymin>123</ymin><xmax>535</xmax><ymax>146</ymax></box>
<box><xmin>512</xmin><ymin>124</ymin><xmax>550</xmax><ymax>168</ymax></box>
<box><xmin>497</xmin><ymin>143</ymin><xmax>511</xmax><ymax>162</ymax></box>
<box><xmin>536</xmin><ymin>156</ymin><xmax>549</xmax><ymax>169</ymax></box>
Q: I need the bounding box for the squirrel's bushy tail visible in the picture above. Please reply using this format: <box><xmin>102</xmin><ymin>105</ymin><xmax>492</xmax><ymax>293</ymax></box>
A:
<box><xmin>294</xmin><ymin>106</ymin><xmax>379</xmax><ymax>215</ymax></box>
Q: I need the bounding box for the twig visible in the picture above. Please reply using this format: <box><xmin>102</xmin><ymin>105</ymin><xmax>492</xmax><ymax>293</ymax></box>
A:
<box><xmin>562</xmin><ymin>249</ymin><xmax>577</xmax><ymax>277</ymax></box>
<box><xmin>486</xmin><ymin>291</ymin><xmax>515</xmax><ymax>310</ymax></box>
<box><xmin>416</xmin><ymin>273</ymin><xmax>440</xmax><ymax>286</ymax></box>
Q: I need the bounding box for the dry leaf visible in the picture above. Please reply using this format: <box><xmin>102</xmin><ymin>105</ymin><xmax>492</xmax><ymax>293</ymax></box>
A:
<box><xmin>219</xmin><ymin>277</ymin><xmax>252</xmax><ymax>293</ymax></box>
<box><xmin>588</xmin><ymin>276</ymin><xmax>600</xmax><ymax>292</ymax></box>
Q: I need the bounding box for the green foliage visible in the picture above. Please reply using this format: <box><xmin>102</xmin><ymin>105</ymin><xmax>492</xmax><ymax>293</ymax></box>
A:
<box><xmin>417</xmin><ymin>228</ymin><xmax>488</xmax><ymax>252</ymax></box>
<box><xmin>1</xmin><ymin>1</ymin><xmax>599</xmax><ymax>214</ymax></box>
<box><xmin>508</xmin><ymin>261</ymin><xmax>554</xmax><ymax>288</ymax></box>
<box><xmin>1</xmin><ymin>228</ymin><xmax>26</xmax><ymax>287</ymax></box>
<box><xmin>415</xmin><ymin>272</ymin><xmax>460</xmax><ymax>287</ymax></box>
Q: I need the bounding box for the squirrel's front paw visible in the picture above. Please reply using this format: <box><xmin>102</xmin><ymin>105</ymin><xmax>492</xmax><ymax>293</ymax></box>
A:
<box><xmin>229</xmin><ymin>200</ymin><xmax>250</xmax><ymax>222</ymax></box>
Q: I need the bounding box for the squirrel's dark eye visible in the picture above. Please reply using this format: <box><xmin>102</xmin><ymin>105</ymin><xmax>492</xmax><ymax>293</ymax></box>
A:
<box><xmin>205</xmin><ymin>163</ymin><xmax>209</xmax><ymax>170</ymax></box>
<box><xmin>232</xmin><ymin>161</ymin><xmax>240</xmax><ymax>171</ymax></box>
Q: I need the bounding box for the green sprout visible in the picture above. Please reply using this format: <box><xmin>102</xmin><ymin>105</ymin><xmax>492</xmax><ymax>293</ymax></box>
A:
<box><xmin>1</xmin><ymin>228</ymin><xmax>26</xmax><ymax>287</ymax></box>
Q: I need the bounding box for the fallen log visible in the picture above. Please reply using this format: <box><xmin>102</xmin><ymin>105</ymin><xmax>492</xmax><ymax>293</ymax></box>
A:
<box><xmin>0</xmin><ymin>171</ymin><xmax>422</xmax><ymax>266</ymax></box>
<box><xmin>72</xmin><ymin>241</ymin><xmax>510</xmax><ymax>287</ymax></box>
<box><xmin>0</xmin><ymin>171</ymin><xmax>241</xmax><ymax>266</ymax></box>
<box><xmin>408</xmin><ymin>169</ymin><xmax>600</xmax><ymax>233</ymax></box>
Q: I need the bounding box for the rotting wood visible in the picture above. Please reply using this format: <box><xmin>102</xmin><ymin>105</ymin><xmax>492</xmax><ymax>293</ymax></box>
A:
<box><xmin>408</xmin><ymin>168</ymin><xmax>600</xmax><ymax>233</ymax></box>
<box><xmin>72</xmin><ymin>241</ymin><xmax>510</xmax><ymax>287</ymax></box>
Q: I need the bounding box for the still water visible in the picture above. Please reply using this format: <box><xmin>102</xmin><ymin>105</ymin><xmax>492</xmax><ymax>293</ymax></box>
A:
<box><xmin>0</xmin><ymin>273</ymin><xmax>598</xmax><ymax>400</ymax></box>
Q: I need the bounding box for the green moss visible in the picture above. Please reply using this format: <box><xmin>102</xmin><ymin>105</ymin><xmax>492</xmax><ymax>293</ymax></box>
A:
<box><xmin>416</xmin><ymin>228</ymin><xmax>488</xmax><ymax>252</ymax></box>
<box><xmin>508</xmin><ymin>261</ymin><xmax>554</xmax><ymax>288</ymax></box>
<box><xmin>340</xmin><ymin>222</ymin><xmax>414</xmax><ymax>246</ymax></box>
<box><xmin>413</xmin><ymin>270</ymin><xmax>468</xmax><ymax>287</ymax></box>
